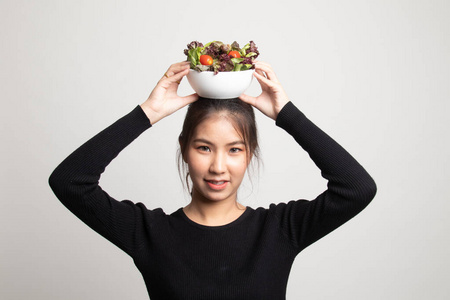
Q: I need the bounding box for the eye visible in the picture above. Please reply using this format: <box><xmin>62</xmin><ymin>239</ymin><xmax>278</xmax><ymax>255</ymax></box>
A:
<box><xmin>230</xmin><ymin>147</ymin><xmax>243</xmax><ymax>154</ymax></box>
<box><xmin>197</xmin><ymin>146</ymin><xmax>211</xmax><ymax>152</ymax></box>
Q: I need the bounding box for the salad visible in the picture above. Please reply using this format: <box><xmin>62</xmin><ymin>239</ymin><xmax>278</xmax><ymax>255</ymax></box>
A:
<box><xmin>184</xmin><ymin>41</ymin><xmax>259</xmax><ymax>74</ymax></box>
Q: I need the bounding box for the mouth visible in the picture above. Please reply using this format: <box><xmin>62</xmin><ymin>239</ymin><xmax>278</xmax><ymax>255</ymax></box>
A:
<box><xmin>205</xmin><ymin>180</ymin><xmax>228</xmax><ymax>190</ymax></box>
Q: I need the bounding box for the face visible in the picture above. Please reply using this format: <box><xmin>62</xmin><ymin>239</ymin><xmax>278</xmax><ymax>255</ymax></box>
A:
<box><xmin>184</xmin><ymin>113</ymin><xmax>250</xmax><ymax>204</ymax></box>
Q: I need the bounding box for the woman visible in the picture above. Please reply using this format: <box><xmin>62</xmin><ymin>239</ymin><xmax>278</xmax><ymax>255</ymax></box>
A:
<box><xmin>49</xmin><ymin>61</ymin><xmax>376</xmax><ymax>299</ymax></box>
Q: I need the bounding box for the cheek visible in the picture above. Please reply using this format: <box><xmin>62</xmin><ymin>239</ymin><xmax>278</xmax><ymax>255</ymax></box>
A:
<box><xmin>186</xmin><ymin>152</ymin><xmax>206</xmax><ymax>175</ymax></box>
<box><xmin>229</xmin><ymin>158</ymin><xmax>249</xmax><ymax>175</ymax></box>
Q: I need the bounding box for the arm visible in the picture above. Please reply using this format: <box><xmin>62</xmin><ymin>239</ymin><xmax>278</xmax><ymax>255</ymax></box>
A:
<box><xmin>273</xmin><ymin>102</ymin><xmax>376</xmax><ymax>251</ymax></box>
<box><xmin>240</xmin><ymin>62</ymin><xmax>376</xmax><ymax>252</ymax></box>
<box><xmin>49</xmin><ymin>106</ymin><xmax>153</xmax><ymax>255</ymax></box>
<box><xmin>49</xmin><ymin>62</ymin><xmax>198</xmax><ymax>256</ymax></box>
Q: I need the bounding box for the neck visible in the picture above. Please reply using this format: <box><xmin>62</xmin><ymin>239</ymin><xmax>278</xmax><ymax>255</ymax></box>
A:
<box><xmin>184</xmin><ymin>190</ymin><xmax>246</xmax><ymax>226</ymax></box>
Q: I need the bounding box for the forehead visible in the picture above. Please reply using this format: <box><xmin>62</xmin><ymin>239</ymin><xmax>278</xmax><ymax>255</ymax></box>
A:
<box><xmin>192</xmin><ymin>113</ymin><xmax>243</xmax><ymax>142</ymax></box>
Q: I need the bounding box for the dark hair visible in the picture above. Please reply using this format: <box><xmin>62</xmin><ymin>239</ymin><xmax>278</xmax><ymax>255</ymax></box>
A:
<box><xmin>177</xmin><ymin>97</ymin><xmax>260</xmax><ymax>191</ymax></box>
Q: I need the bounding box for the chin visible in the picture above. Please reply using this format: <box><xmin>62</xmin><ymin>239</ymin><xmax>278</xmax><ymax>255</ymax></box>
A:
<box><xmin>193</xmin><ymin>187</ymin><xmax>236</xmax><ymax>203</ymax></box>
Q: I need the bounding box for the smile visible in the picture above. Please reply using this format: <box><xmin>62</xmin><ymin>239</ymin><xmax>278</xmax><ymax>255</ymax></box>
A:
<box><xmin>205</xmin><ymin>180</ymin><xmax>228</xmax><ymax>190</ymax></box>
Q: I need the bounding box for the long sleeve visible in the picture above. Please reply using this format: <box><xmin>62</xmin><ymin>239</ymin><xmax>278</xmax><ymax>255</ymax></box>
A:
<box><xmin>48</xmin><ymin>106</ymin><xmax>156</xmax><ymax>256</ymax></box>
<box><xmin>273</xmin><ymin>102</ymin><xmax>377</xmax><ymax>252</ymax></box>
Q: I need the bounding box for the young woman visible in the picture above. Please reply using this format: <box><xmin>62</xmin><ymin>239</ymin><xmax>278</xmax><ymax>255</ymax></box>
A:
<box><xmin>49</xmin><ymin>61</ymin><xmax>376</xmax><ymax>299</ymax></box>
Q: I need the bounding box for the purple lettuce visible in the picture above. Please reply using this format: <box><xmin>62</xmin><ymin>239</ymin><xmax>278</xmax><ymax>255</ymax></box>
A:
<box><xmin>248</xmin><ymin>41</ymin><xmax>259</xmax><ymax>58</ymax></box>
<box><xmin>183</xmin><ymin>41</ymin><xmax>204</xmax><ymax>56</ymax></box>
<box><xmin>184</xmin><ymin>40</ymin><xmax>259</xmax><ymax>73</ymax></box>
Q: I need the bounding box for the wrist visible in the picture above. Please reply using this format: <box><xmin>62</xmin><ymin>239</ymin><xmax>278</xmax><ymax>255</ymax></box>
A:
<box><xmin>270</xmin><ymin>99</ymin><xmax>290</xmax><ymax>121</ymax></box>
<box><xmin>140</xmin><ymin>102</ymin><xmax>161</xmax><ymax>125</ymax></box>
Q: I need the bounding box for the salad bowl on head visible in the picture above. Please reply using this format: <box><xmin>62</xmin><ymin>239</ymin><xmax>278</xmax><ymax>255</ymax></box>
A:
<box><xmin>186</xmin><ymin>69</ymin><xmax>254</xmax><ymax>99</ymax></box>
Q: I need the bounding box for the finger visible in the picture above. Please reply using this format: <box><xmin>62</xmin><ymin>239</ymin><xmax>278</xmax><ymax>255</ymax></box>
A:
<box><xmin>179</xmin><ymin>93</ymin><xmax>199</xmax><ymax>106</ymax></box>
<box><xmin>253</xmin><ymin>71</ymin><xmax>276</xmax><ymax>89</ymax></box>
<box><xmin>161</xmin><ymin>62</ymin><xmax>189</xmax><ymax>81</ymax></box>
<box><xmin>255</xmin><ymin>62</ymin><xmax>279</xmax><ymax>83</ymax></box>
<box><xmin>239</xmin><ymin>93</ymin><xmax>257</xmax><ymax>107</ymax></box>
<box><xmin>255</xmin><ymin>67</ymin><xmax>265</xmax><ymax>77</ymax></box>
<box><xmin>163</xmin><ymin>61</ymin><xmax>190</xmax><ymax>79</ymax></box>
<box><xmin>161</xmin><ymin>66</ymin><xmax>190</xmax><ymax>89</ymax></box>
<box><xmin>254</xmin><ymin>65</ymin><xmax>266</xmax><ymax>84</ymax></box>
<box><xmin>171</xmin><ymin>67</ymin><xmax>190</xmax><ymax>83</ymax></box>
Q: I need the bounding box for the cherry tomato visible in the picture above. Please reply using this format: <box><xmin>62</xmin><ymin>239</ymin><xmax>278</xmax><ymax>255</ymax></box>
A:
<box><xmin>200</xmin><ymin>55</ymin><xmax>213</xmax><ymax>65</ymax></box>
<box><xmin>228</xmin><ymin>51</ymin><xmax>241</xmax><ymax>58</ymax></box>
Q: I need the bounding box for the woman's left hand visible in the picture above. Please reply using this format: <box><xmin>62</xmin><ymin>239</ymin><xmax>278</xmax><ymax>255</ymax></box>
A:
<box><xmin>239</xmin><ymin>62</ymin><xmax>290</xmax><ymax>120</ymax></box>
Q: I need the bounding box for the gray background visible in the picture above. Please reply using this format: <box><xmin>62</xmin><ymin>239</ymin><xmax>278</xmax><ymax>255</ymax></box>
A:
<box><xmin>1</xmin><ymin>0</ymin><xmax>449</xmax><ymax>299</ymax></box>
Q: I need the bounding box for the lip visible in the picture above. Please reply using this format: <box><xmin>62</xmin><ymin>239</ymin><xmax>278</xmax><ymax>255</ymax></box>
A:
<box><xmin>205</xmin><ymin>180</ymin><xmax>229</xmax><ymax>190</ymax></box>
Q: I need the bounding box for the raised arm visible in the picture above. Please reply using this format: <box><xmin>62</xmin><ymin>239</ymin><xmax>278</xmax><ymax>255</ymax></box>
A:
<box><xmin>49</xmin><ymin>62</ymin><xmax>198</xmax><ymax>256</ymax></box>
<box><xmin>274</xmin><ymin>102</ymin><xmax>376</xmax><ymax>251</ymax></box>
<box><xmin>240</xmin><ymin>62</ymin><xmax>377</xmax><ymax>252</ymax></box>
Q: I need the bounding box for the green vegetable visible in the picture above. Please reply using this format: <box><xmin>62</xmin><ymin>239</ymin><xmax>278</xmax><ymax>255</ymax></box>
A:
<box><xmin>184</xmin><ymin>40</ymin><xmax>259</xmax><ymax>73</ymax></box>
<box><xmin>188</xmin><ymin>47</ymin><xmax>202</xmax><ymax>69</ymax></box>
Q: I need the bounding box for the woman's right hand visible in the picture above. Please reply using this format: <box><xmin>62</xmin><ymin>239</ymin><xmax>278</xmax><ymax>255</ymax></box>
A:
<box><xmin>140</xmin><ymin>61</ymin><xmax>198</xmax><ymax>125</ymax></box>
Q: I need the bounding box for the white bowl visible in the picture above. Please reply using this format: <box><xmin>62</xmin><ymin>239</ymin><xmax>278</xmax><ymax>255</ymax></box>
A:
<box><xmin>186</xmin><ymin>69</ymin><xmax>254</xmax><ymax>99</ymax></box>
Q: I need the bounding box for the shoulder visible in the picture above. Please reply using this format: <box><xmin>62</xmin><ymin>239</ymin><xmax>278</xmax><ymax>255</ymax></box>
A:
<box><xmin>127</xmin><ymin>201</ymin><xmax>168</xmax><ymax>225</ymax></box>
<box><xmin>248</xmin><ymin>201</ymin><xmax>310</xmax><ymax>225</ymax></box>
<box><xmin>268</xmin><ymin>200</ymin><xmax>310</xmax><ymax>215</ymax></box>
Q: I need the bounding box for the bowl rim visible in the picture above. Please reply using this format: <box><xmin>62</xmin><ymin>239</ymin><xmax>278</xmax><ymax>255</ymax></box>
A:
<box><xmin>187</xmin><ymin>69</ymin><xmax>255</xmax><ymax>75</ymax></box>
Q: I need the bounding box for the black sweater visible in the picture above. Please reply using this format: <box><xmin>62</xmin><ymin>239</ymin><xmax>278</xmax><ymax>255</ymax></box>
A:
<box><xmin>49</xmin><ymin>102</ymin><xmax>376</xmax><ymax>299</ymax></box>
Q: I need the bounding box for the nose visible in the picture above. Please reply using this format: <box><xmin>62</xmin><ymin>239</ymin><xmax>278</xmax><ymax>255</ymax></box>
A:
<box><xmin>209</xmin><ymin>152</ymin><xmax>226</xmax><ymax>174</ymax></box>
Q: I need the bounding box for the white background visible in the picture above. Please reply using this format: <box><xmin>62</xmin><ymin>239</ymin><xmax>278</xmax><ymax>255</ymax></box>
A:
<box><xmin>1</xmin><ymin>0</ymin><xmax>449</xmax><ymax>299</ymax></box>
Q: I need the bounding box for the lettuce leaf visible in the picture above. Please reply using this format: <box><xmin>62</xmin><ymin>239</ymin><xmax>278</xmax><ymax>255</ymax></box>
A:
<box><xmin>184</xmin><ymin>40</ymin><xmax>259</xmax><ymax>73</ymax></box>
<box><xmin>187</xmin><ymin>47</ymin><xmax>203</xmax><ymax>69</ymax></box>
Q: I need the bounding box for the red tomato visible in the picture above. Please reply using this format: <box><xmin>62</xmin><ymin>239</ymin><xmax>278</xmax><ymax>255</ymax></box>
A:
<box><xmin>200</xmin><ymin>55</ymin><xmax>213</xmax><ymax>65</ymax></box>
<box><xmin>228</xmin><ymin>51</ymin><xmax>241</xmax><ymax>58</ymax></box>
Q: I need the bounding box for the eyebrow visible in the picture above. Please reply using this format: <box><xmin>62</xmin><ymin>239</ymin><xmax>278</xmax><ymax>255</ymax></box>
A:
<box><xmin>192</xmin><ymin>138</ymin><xmax>245</xmax><ymax>147</ymax></box>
